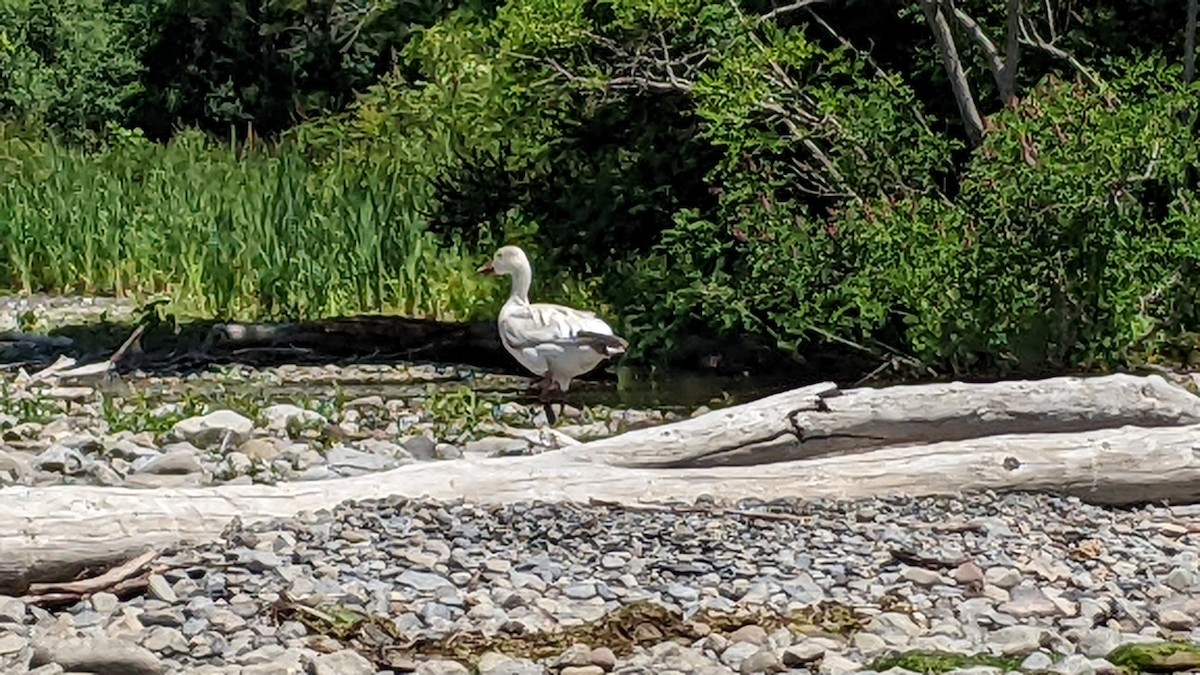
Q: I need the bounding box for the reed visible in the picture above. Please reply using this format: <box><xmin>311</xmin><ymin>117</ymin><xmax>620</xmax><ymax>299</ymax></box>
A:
<box><xmin>0</xmin><ymin>126</ymin><xmax>499</xmax><ymax>322</ymax></box>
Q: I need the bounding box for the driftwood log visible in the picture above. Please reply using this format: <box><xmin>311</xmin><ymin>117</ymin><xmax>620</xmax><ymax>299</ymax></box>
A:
<box><xmin>4</xmin><ymin>372</ymin><xmax>1200</xmax><ymax>595</ymax></box>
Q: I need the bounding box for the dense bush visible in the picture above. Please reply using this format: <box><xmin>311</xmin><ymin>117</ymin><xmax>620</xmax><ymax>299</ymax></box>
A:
<box><xmin>2</xmin><ymin>0</ymin><xmax>1199</xmax><ymax>380</ymax></box>
<box><xmin>0</xmin><ymin>0</ymin><xmax>145</xmax><ymax>140</ymax></box>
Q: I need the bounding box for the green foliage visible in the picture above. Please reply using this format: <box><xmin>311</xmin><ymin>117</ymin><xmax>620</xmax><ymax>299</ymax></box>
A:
<box><xmin>3</xmin><ymin>0</ymin><xmax>1200</xmax><ymax>382</ymax></box>
<box><xmin>0</xmin><ymin>0</ymin><xmax>146</xmax><ymax>139</ymax></box>
<box><xmin>858</xmin><ymin>63</ymin><xmax>1200</xmax><ymax>373</ymax></box>
<box><xmin>132</xmin><ymin>0</ymin><xmax>460</xmax><ymax>139</ymax></box>
<box><xmin>0</xmin><ymin>124</ymin><xmax>489</xmax><ymax>322</ymax></box>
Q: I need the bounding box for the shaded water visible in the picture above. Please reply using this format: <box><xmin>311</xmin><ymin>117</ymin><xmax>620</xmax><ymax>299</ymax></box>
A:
<box><xmin>94</xmin><ymin>363</ymin><xmax>802</xmax><ymax>415</ymax></box>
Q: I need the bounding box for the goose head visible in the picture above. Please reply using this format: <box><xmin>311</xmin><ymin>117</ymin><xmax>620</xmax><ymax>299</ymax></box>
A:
<box><xmin>477</xmin><ymin>245</ymin><xmax>530</xmax><ymax>277</ymax></box>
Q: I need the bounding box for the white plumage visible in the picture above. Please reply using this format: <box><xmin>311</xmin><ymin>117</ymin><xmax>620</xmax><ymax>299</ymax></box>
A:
<box><xmin>478</xmin><ymin>246</ymin><xmax>627</xmax><ymax>415</ymax></box>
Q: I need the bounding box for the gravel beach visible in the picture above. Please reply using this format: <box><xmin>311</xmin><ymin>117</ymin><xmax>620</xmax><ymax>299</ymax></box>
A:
<box><xmin>3</xmin><ymin>296</ymin><xmax>1200</xmax><ymax>675</ymax></box>
<box><xmin>3</xmin><ymin>492</ymin><xmax>1200</xmax><ymax>675</ymax></box>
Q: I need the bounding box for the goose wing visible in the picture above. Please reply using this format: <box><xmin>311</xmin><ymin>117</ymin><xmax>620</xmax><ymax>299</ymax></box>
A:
<box><xmin>500</xmin><ymin>302</ymin><xmax>623</xmax><ymax>352</ymax></box>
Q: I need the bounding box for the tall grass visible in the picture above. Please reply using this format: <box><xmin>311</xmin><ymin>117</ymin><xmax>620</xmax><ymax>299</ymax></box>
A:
<box><xmin>0</xmin><ymin>126</ymin><xmax>496</xmax><ymax>322</ymax></box>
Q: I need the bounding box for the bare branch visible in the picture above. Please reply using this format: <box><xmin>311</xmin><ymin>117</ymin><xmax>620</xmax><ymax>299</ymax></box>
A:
<box><xmin>1187</xmin><ymin>0</ymin><xmax>1198</xmax><ymax>84</ymax></box>
<box><xmin>807</xmin><ymin>9</ymin><xmax>937</xmax><ymax>134</ymax></box>
<box><xmin>944</xmin><ymin>0</ymin><xmax>1022</xmax><ymax>106</ymax></box>
<box><xmin>1002</xmin><ymin>0</ymin><xmax>1022</xmax><ymax>101</ymax></box>
<box><xmin>921</xmin><ymin>0</ymin><xmax>985</xmax><ymax>144</ymax></box>
<box><xmin>1018</xmin><ymin>15</ymin><xmax>1103</xmax><ymax>90</ymax></box>
<box><xmin>759</xmin><ymin>0</ymin><xmax>830</xmax><ymax>23</ymax></box>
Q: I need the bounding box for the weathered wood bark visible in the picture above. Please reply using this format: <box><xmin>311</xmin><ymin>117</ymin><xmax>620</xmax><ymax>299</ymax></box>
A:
<box><xmin>922</xmin><ymin>0</ymin><xmax>986</xmax><ymax>144</ymax></box>
<box><xmin>573</xmin><ymin>373</ymin><xmax>1200</xmax><ymax>467</ymax></box>
<box><xmin>4</xmin><ymin>373</ymin><xmax>1200</xmax><ymax>594</ymax></box>
<box><xmin>1187</xmin><ymin>0</ymin><xmax>1198</xmax><ymax>84</ymax></box>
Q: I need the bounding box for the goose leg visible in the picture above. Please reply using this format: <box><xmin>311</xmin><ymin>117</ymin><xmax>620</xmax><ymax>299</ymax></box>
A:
<box><xmin>537</xmin><ymin>376</ymin><xmax>559</xmax><ymax>426</ymax></box>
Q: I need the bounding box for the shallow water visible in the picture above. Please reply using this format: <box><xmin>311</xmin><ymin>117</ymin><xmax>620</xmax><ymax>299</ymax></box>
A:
<box><xmin>93</xmin><ymin>363</ymin><xmax>801</xmax><ymax>416</ymax></box>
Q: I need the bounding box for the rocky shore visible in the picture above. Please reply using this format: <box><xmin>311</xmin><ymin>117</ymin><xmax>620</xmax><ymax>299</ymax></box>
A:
<box><xmin>3</xmin><ymin>295</ymin><xmax>1200</xmax><ymax>675</ymax></box>
<box><xmin>2</xmin><ymin>492</ymin><xmax>1199</xmax><ymax>675</ymax></box>
<box><xmin>0</xmin><ymin>361</ymin><xmax>682</xmax><ymax>490</ymax></box>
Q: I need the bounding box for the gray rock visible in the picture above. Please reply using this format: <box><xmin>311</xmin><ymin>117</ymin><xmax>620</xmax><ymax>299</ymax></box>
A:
<box><xmin>171</xmin><ymin>410</ymin><xmax>253</xmax><ymax>447</ymax></box>
<box><xmin>31</xmin><ymin>444</ymin><xmax>91</xmax><ymax>475</ymax></box>
<box><xmin>1157</xmin><ymin>608</ymin><xmax>1196</xmax><ymax>630</ymax></box>
<box><xmin>667</xmin><ymin>583</ymin><xmax>699</xmax><ymax>602</ymax></box>
<box><xmin>31</xmin><ymin>635</ymin><xmax>165</xmax><ymax>675</ymax></box>
<box><xmin>987</xmin><ymin>625</ymin><xmax>1047</xmax><ymax>656</ymax></box>
<box><xmin>563</xmin><ymin>582</ymin><xmax>597</xmax><ymax>600</ymax></box>
<box><xmin>1050</xmin><ymin>654</ymin><xmax>1099</xmax><ymax>675</ymax></box>
<box><xmin>141</xmin><ymin>626</ymin><xmax>187</xmax><ymax>654</ymax></box>
<box><xmin>783</xmin><ymin>642</ymin><xmax>826</xmax><ymax>666</ymax></box>
<box><xmin>901</xmin><ymin>566</ymin><xmax>946</xmax><ymax>586</ymax></box>
<box><xmin>561</xmin><ymin>666</ymin><xmax>605</xmax><ymax>675</ymax></box>
<box><xmin>1077</xmin><ymin>628</ymin><xmax>1121</xmax><ymax>658</ymax></box>
<box><xmin>590</xmin><ymin>646</ymin><xmax>616</xmax><ymax>670</ymax></box>
<box><xmin>239</xmin><ymin>550</ymin><xmax>282</xmax><ymax>572</ymax></box>
<box><xmin>999</xmin><ymin>583</ymin><xmax>1061</xmax><ymax>618</ymax></box>
<box><xmin>721</xmin><ymin>642</ymin><xmax>761</xmax><ymax>666</ymax></box>
<box><xmin>852</xmin><ymin>632</ymin><xmax>889</xmax><ymax>656</ymax></box>
<box><xmin>0</xmin><ymin>448</ymin><xmax>27</xmax><ymax>483</ymax></box>
<box><xmin>402</xmin><ymin>435</ymin><xmax>438</xmax><ymax>460</ymax></box>
<box><xmin>147</xmin><ymin>574</ymin><xmax>177</xmax><ymax>602</ymax></box>
<box><xmin>90</xmin><ymin>592</ymin><xmax>119</xmax><ymax>615</ymax></box>
<box><xmin>0</xmin><ymin>632</ymin><xmax>26</xmax><ymax>655</ymax></box>
<box><xmin>415</xmin><ymin>659</ymin><xmax>472</xmax><ymax>675</ymax></box>
<box><xmin>397</xmin><ymin>570</ymin><xmax>453</xmax><ymax>592</ymax></box>
<box><xmin>477</xmin><ymin>651</ymin><xmax>545</xmax><ymax>675</ymax></box>
<box><xmin>865</xmin><ymin>612</ymin><xmax>922</xmax><ymax>643</ymax></box>
<box><xmin>325</xmin><ymin>445</ymin><xmax>395</xmax><ymax>474</ymax></box>
<box><xmin>103</xmin><ymin>439</ymin><xmax>160</xmax><ymax>461</ymax></box>
<box><xmin>260</xmin><ymin>404</ymin><xmax>325</xmax><ymax>433</ymax></box>
<box><xmin>740</xmin><ymin>648</ymin><xmax>783</xmax><ymax>674</ymax></box>
<box><xmin>464</xmin><ymin>436</ymin><xmax>530</xmax><ymax>456</ymax></box>
<box><xmin>135</xmin><ymin>450</ymin><xmax>203</xmax><ymax>475</ymax></box>
<box><xmin>0</xmin><ymin>596</ymin><xmax>26</xmax><ymax>623</ymax></box>
<box><xmin>1163</xmin><ymin>566</ymin><xmax>1197</xmax><ymax>592</ymax></box>
<box><xmin>311</xmin><ymin>649</ymin><xmax>375</xmax><ymax>675</ymax></box>
<box><xmin>205</xmin><ymin>608</ymin><xmax>247</xmax><ymax>632</ymax></box>
<box><xmin>818</xmin><ymin>653</ymin><xmax>863</xmax><ymax>675</ymax></box>
<box><xmin>985</xmin><ymin>566</ymin><xmax>1023</xmax><ymax>588</ymax></box>
<box><xmin>1021</xmin><ymin>652</ymin><xmax>1054</xmax><ymax>670</ymax></box>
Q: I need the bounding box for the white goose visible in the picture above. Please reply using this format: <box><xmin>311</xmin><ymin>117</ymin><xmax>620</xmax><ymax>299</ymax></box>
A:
<box><xmin>478</xmin><ymin>245</ymin><xmax>628</xmax><ymax>422</ymax></box>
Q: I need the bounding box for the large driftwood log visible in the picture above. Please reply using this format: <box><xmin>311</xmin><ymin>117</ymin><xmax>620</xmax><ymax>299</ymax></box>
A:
<box><xmin>573</xmin><ymin>373</ymin><xmax>1200</xmax><ymax>467</ymax></box>
<box><xmin>4</xmin><ymin>373</ymin><xmax>1200</xmax><ymax>594</ymax></box>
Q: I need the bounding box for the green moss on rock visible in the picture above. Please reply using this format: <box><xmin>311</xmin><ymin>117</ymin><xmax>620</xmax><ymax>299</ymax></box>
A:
<box><xmin>1107</xmin><ymin>642</ymin><xmax>1200</xmax><ymax>673</ymax></box>
<box><xmin>870</xmin><ymin>650</ymin><xmax>1021</xmax><ymax>674</ymax></box>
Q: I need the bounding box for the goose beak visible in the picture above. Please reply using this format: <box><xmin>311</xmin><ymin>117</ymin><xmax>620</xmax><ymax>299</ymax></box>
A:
<box><xmin>477</xmin><ymin>261</ymin><xmax>496</xmax><ymax>275</ymax></box>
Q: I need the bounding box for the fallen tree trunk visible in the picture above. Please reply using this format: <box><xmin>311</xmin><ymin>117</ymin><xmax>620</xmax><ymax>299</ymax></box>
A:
<box><xmin>4</xmin><ymin>373</ymin><xmax>1200</xmax><ymax>594</ymax></box>
<box><xmin>5</xmin><ymin>422</ymin><xmax>1200</xmax><ymax>594</ymax></box>
<box><xmin>574</xmin><ymin>373</ymin><xmax>1200</xmax><ymax>467</ymax></box>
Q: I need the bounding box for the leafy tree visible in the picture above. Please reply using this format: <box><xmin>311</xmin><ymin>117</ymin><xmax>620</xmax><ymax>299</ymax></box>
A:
<box><xmin>0</xmin><ymin>0</ymin><xmax>146</xmax><ymax>139</ymax></box>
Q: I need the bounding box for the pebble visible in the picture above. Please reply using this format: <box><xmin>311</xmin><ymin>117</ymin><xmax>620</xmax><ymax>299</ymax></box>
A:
<box><xmin>0</xmin><ymin>311</ymin><xmax>1197</xmax><ymax>675</ymax></box>
<box><xmin>311</xmin><ymin>649</ymin><xmax>376</xmax><ymax>675</ymax></box>
<box><xmin>39</xmin><ymin>491</ymin><xmax>1179</xmax><ymax>674</ymax></box>
<box><xmin>0</xmin><ymin>338</ymin><xmax>662</xmax><ymax>490</ymax></box>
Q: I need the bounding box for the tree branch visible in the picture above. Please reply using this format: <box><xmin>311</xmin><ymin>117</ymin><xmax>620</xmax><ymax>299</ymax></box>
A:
<box><xmin>1018</xmin><ymin>15</ymin><xmax>1103</xmax><ymax>90</ymax></box>
<box><xmin>921</xmin><ymin>0</ymin><xmax>985</xmax><ymax>144</ymax></box>
<box><xmin>759</xmin><ymin>0</ymin><xmax>831</xmax><ymax>23</ymax></box>
<box><xmin>1002</xmin><ymin>0</ymin><xmax>1022</xmax><ymax>102</ymax></box>
<box><xmin>944</xmin><ymin>0</ymin><xmax>1022</xmax><ymax>106</ymax></box>
<box><xmin>1186</xmin><ymin>0</ymin><xmax>1198</xmax><ymax>85</ymax></box>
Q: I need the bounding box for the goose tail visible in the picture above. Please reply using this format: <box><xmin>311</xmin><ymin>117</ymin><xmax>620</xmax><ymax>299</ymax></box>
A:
<box><xmin>577</xmin><ymin>331</ymin><xmax>629</xmax><ymax>357</ymax></box>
